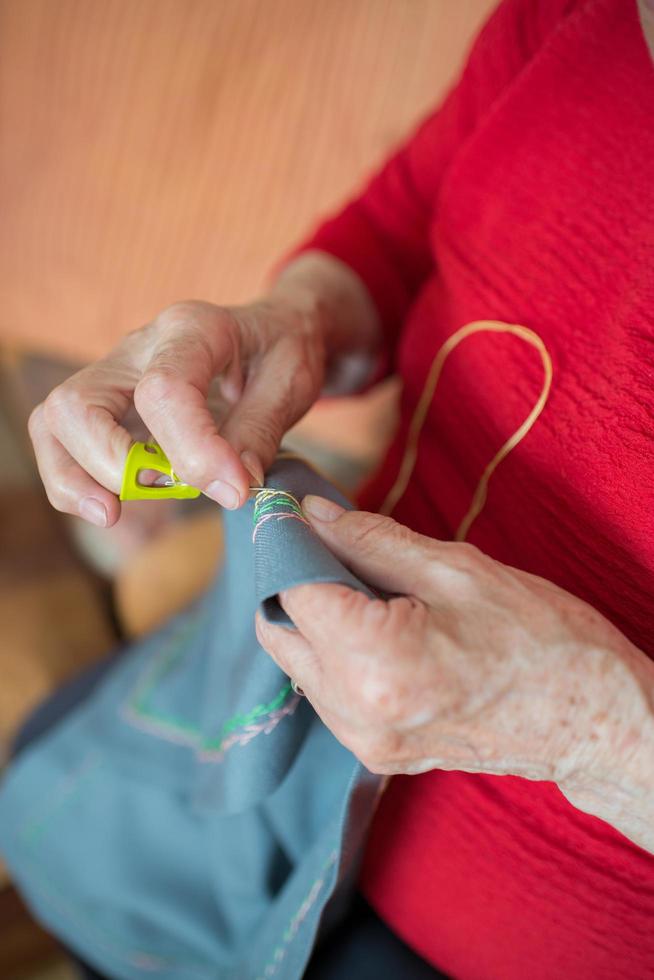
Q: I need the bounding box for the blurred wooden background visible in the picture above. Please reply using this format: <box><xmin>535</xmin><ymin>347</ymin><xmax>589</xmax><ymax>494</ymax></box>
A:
<box><xmin>0</xmin><ymin>0</ymin><xmax>495</xmax><ymax>362</ymax></box>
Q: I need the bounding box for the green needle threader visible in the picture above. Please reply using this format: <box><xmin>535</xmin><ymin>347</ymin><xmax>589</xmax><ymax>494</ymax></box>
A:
<box><xmin>119</xmin><ymin>442</ymin><xmax>202</xmax><ymax>501</ymax></box>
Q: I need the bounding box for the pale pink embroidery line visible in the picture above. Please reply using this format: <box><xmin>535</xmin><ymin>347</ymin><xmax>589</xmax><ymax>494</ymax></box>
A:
<box><xmin>197</xmin><ymin>695</ymin><xmax>301</xmax><ymax>762</ymax></box>
<box><xmin>17</xmin><ymin>755</ymin><xmax>214</xmax><ymax>976</ymax></box>
<box><xmin>256</xmin><ymin>851</ymin><xmax>338</xmax><ymax>980</ymax></box>
<box><xmin>121</xmin><ymin>693</ymin><xmax>301</xmax><ymax>762</ymax></box>
<box><xmin>20</xmin><ymin>751</ymin><xmax>102</xmax><ymax>846</ymax></box>
<box><xmin>252</xmin><ymin>511</ymin><xmax>310</xmax><ymax>543</ymax></box>
<box><xmin>16</xmin><ymin>857</ymin><xmax>214</xmax><ymax>977</ymax></box>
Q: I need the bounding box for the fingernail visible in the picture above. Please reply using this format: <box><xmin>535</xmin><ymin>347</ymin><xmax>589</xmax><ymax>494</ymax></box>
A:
<box><xmin>79</xmin><ymin>497</ymin><xmax>108</xmax><ymax>527</ymax></box>
<box><xmin>302</xmin><ymin>494</ymin><xmax>344</xmax><ymax>522</ymax></box>
<box><xmin>205</xmin><ymin>479</ymin><xmax>240</xmax><ymax>509</ymax></box>
<box><xmin>241</xmin><ymin>450</ymin><xmax>264</xmax><ymax>487</ymax></box>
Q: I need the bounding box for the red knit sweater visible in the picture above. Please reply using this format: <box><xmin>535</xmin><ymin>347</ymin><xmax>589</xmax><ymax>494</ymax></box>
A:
<box><xmin>300</xmin><ymin>1</ymin><xmax>654</xmax><ymax>976</ymax></box>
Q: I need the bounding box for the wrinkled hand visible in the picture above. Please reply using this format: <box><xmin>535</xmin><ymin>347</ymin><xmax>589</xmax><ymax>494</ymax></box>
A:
<box><xmin>28</xmin><ymin>298</ymin><xmax>325</xmax><ymax>526</ymax></box>
<box><xmin>257</xmin><ymin>496</ymin><xmax>643</xmax><ymax>790</ymax></box>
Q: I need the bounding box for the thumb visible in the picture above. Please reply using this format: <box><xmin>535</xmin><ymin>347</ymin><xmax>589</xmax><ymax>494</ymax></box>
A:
<box><xmin>302</xmin><ymin>495</ymin><xmax>433</xmax><ymax>598</ymax></box>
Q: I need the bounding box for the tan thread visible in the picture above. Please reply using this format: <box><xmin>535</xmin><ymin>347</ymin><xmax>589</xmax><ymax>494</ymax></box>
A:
<box><xmin>379</xmin><ymin>320</ymin><xmax>553</xmax><ymax>541</ymax></box>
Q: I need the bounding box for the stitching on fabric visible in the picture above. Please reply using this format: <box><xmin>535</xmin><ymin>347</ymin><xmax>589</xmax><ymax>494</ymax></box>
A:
<box><xmin>252</xmin><ymin>511</ymin><xmax>310</xmax><ymax>543</ymax></box>
<box><xmin>123</xmin><ymin>667</ymin><xmax>298</xmax><ymax>759</ymax></box>
<box><xmin>14</xmin><ymin>853</ymin><xmax>217</xmax><ymax>976</ymax></box>
<box><xmin>120</xmin><ymin>611</ymin><xmax>205</xmax><ymax>741</ymax></box>
<box><xmin>125</xmin><ymin>611</ymin><xmax>208</xmax><ymax>719</ymax></box>
<box><xmin>121</xmin><ymin>609</ymin><xmax>298</xmax><ymax>762</ymax></box>
<box><xmin>121</xmin><ymin>485</ymin><xmax>311</xmax><ymax>752</ymax></box>
<box><xmin>122</xmin><ymin>688</ymin><xmax>301</xmax><ymax>762</ymax></box>
<box><xmin>197</xmin><ymin>696</ymin><xmax>301</xmax><ymax>762</ymax></box>
<box><xmin>13</xmin><ymin>473</ymin><xmax>333</xmax><ymax>972</ymax></box>
<box><xmin>16</xmin><ymin>756</ymin><xmax>215</xmax><ymax>973</ymax></box>
<box><xmin>255</xmin><ymin>851</ymin><xmax>338</xmax><ymax>980</ymax></box>
<box><xmin>19</xmin><ymin>751</ymin><xmax>103</xmax><ymax>847</ymax></box>
<box><xmin>14</xmin><ymin>739</ymin><xmax>330</xmax><ymax>977</ymax></box>
<box><xmin>252</xmin><ymin>488</ymin><xmax>310</xmax><ymax>542</ymax></box>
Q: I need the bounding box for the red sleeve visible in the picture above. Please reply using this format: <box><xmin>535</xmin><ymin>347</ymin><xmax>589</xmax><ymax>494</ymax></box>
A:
<box><xmin>294</xmin><ymin>0</ymin><xmax>580</xmax><ymax>362</ymax></box>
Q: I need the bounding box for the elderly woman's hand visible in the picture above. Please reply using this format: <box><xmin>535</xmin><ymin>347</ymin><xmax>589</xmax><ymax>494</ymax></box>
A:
<box><xmin>257</xmin><ymin>495</ymin><xmax>654</xmax><ymax>846</ymax></box>
<box><xmin>27</xmin><ymin>253</ymin><xmax>380</xmax><ymax>527</ymax></box>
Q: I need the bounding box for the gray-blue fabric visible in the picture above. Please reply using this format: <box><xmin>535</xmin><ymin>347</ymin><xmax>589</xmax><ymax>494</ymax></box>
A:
<box><xmin>0</xmin><ymin>457</ymin><xmax>383</xmax><ymax>980</ymax></box>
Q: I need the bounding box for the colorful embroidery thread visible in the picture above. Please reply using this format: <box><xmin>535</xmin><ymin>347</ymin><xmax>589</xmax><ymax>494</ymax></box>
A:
<box><xmin>122</xmin><ymin>613</ymin><xmax>300</xmax><ymax>761</ymax></box>
<box><xmin>252</xmin><ymin>488</ymin><xmax>310</xmax><ymax>542</ymax></box>
<box><xmin>256</xmin><ymin>851</ymin><xmax>338</xmax><ymax>979</ymax></box>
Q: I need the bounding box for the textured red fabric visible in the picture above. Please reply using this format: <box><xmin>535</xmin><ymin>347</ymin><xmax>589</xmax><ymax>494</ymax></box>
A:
<box><xmin>300</xmin><ymin>0</ymin><xmax>654</xmax><ymax>976</ymax></box>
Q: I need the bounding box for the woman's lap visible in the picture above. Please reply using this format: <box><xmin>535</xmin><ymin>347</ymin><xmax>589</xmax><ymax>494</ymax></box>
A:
<box><xmin>13</xmin><ymin>663</ymin><xmax>444</xmax><ymax>980</ymax></box>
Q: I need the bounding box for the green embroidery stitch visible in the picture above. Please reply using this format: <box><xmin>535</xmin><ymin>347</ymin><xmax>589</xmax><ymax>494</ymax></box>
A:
<box><xmin>253</xmin><ymin>489</ymin><xmax>304</xmax><ymax>525</ymax></box>
<box><xmin>255</xmin><ymin>498</ymin><xmax>300</xmax><ymax>518</ymax></box>
<box><xmin>123</xmin><ymin>490</ymin><xmax>306</xmax><ymax>755</ymax></box>
<box><xmin>19</xmin><ymin>753</ymin><xmax>103</xmax><ymax>847</ymax></box>
<box><xmin>122</xmin><ymin>611</ymin><xmax>295</xmax><ymax>757</ymax></box>
<box><xmin>214</xmin><ymin>682</ymin><xmax>293</xmax><ymax>740</ymax></box>
<box><xmin>252</xmin><ymin>488</ymin><xmax>310</xmax><ymax>543</ymax></box>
